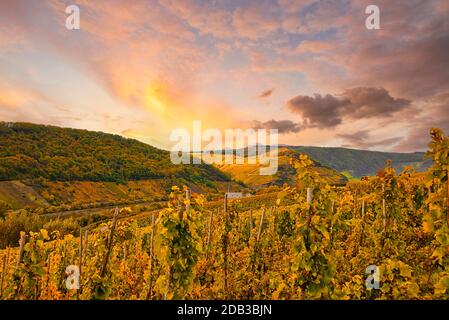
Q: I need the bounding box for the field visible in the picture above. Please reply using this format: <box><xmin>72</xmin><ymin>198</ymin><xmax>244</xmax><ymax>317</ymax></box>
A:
<box><xmin>0</xmin><ymin>128</ymin><xmax>448</xmax><ymax>300</ymax></box>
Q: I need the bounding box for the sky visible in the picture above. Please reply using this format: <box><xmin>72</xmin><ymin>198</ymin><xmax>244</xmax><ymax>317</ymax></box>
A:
<box><xmin>0</xmin><ymin>0</ymin><xmax>448</xmax><ymax>152</ymax></box>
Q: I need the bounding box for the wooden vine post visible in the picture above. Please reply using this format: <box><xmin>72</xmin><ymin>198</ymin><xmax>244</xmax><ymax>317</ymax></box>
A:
<box><xmin>0</xmin><ymin>249</ymin><xmax>8</xmax><ymax>297</ymax></box>
<box><xmin>447</xmin><ymin>168</ymin><xmax>449</xmax><ymax>227</ymax></box>
<box><xmin>270</xmin><ymin>206</ymin><xmax>276</xmax><ymax>238</ymax></box>
<box><xmin>146</xmin><ymin>211</ymin><xmax>156</xmax><ymax>300</ymax></box>
<box><xmin>256</xmin><ymin>208</ymin><xmax>266</xmax><ymax>243</ymax></box>
<box><xmin>165</xmin><ymin>188</ymin><xmax>189</xmax><ymax>300</ymax></box>
<box><xmin>223</xmin><ymin>192</ymin><xmax>229</xmax><ymax>298</ymax></box>
<box><xmin>78</xmin><ymin>228</ymin><xmax>83</xmax><ymax>284</ymax></box>
<box><xmin>360</xmin><ymin>200</ymin><xmax>365</xmax><ymax>247</ymax></box>
<box><xmin>100</xmin><ymin>207</ymin><xmax>119</xmax><ymax>277</ymax></box>
<box><xmin>361</xmin><ymin>200</ymin><xmax>365</xmax><ymax>220</ymax></box>
<box><xmin>45</xmin><ymin>245</ymin><xmax>53</xmax><ymax>298</ymax></box>
<box><xmin>382</xmin><ymin>184</ymin><xmax>387</xmax><ymax>233</ymax></box>
<box><xmin>306</xmin><ymin>188</ymin><xmax>313</xmax><ymax>230</ymax></box>
<box><xmin>223</xmin><ymin>193</ymin><xmax>228</xmax><ymax>214</ymax></box>
<box><xmin>249</xmin><ymin>209</ymin><xmax>252</xmax><ymax>240</ymax></box>
<box><xmin>16</xmin><ymin>233</ymin><xmax>27</xmax><ymax>268</ymax></box>
<box><xmin>83</xmin><ymin>230</ymin><xmax>89</xmax><ymax>261</ymax></box>
<box><xmin>205</xmin><ymin>209</ymin><xmax>214</xmax><ymax>261</ymax></box>
<box><xmin>306</xmin><ymin>188</ymin><xmax>313</xmax><ymax>204</ymax></box>
<box><xmin>185</xmin><ymin>188</ymin><xmax>191</xmax><ymax>211</ymax></box>
<box><xmin>123</xmin><ymin>245</ymin><xmax>127</xmax><ymax>262</ymax></box>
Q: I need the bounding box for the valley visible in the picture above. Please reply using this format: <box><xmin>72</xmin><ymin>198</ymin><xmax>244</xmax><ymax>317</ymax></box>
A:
<box><xmin>0</xmin><ymin>122</ymin><xmax>447</xmax><ymax>300</ymax></box>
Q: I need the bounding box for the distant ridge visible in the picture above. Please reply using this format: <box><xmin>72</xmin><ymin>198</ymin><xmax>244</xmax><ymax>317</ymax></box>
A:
<box><xmin>286</xmin><ymin>145</ymin><xmax>431</xmax><ymax>178</ymax></box>
<box><xmin>220</xmin><ymin>144</ymin><xmax>431</xmax><ymax>179</ymax></box>
<box><xmin>216</xmin><ymin>147</ymin><xmax>348</xmax><ymax>188</ymax></box>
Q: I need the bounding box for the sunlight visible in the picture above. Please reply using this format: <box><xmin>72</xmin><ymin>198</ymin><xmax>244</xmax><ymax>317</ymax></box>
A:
<box><xmin>144</xmin><ymin>83</ymin><xmax>166</xmax><ymax>113</ymax></box>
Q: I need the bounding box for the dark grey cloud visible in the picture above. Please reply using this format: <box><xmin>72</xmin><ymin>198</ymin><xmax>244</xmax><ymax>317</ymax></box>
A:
<box><xmin>258</xmin><ymin>88</ymin><xmax>275</xmax><ymax>98</ymax></box>
<box><xmin>286</xmin><ymin>87</ymin><xmax>411</xmax><ymax>128</ymax></box>
<box><xmin>342</xmin><ymin>87</ymin><xmax>411</xmax><ymax>119</ymax></box>
<box><xmin>287</xmin><ymin>93</ymin><xmax>350</xmax><ymax>128</ymax></box>
<box><xmin>252</xmin><ymin>119</ymin><xmax>301</xmax><ymax>134</ymax></box>
<box><xmin>338</xmin><ymin>130</ymin><xmax>402</xmax><ymax>150</ymax></box>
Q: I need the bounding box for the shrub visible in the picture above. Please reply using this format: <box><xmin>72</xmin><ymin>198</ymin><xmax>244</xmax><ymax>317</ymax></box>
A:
<box><xmin>0</xmin><ymin>211</ymin><xmax>43</xmax><ymax>248</ymax></box>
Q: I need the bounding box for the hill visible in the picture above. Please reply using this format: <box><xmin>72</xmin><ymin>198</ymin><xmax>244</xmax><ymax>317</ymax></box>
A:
<box><xmin>0</xmin><ymin>122</ymin><xmax>430</xmax><ymax>205</ymax></box>
<box><xmin>215</xmin><ymin>147</ymin><xmax>347</xmax><ymax>188</ymax></box>
<box><xmin>0</xmin><ymin>122</ymin><xmax>230</xmax><ymax>185</ymax></box>
<box><xmin>286</xmin><ymin>146</ymin><xmax>432</xmax><ymax>178</ymax></box>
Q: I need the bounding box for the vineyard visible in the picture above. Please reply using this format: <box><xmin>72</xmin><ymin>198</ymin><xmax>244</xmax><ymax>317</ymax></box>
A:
<box><xmin>0</xmin><ymin>128</ymin><xmax>448</xmax><ymax>300</ymax></box>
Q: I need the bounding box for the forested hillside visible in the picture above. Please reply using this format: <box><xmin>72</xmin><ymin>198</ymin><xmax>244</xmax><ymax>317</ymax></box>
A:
<box><xmin>217</xmin><ymin>148</ymin><xmax>347</xmax><ymax>187</ymax></box>
<box><xmin>0</xmin><ymin>122</ymin><xmax>229</xmax><ymax>185</ymax></box>
<box><xmin>287</xmin><ymin>146</ymin><xmax>431</xmax><ymax>178</ymax></box>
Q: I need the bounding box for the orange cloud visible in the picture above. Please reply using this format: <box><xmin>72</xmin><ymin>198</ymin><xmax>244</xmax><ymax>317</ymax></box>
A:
<box><xmin>295</xmin><ymin>40</ymin><xmax>334</xmax><ymax>53</ymax></box>
<box><xmin>1</xmin><ymin>0</ymin><xmax>447</xmax><ymax>152</ymax></box>
<box><xmin>0</xmin><ymin>84</ymin><xmax>46</xmax><ymax>109</ymax></box>
<box><xmin>233</xmin><ymin>2</ymin><xmax>281</xmax><ymax>39</ymax></box>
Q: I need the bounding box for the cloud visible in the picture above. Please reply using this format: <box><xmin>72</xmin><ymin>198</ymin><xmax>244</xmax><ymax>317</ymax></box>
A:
<box><xmin>245</xmin><ymin>0</ymin><xmax>449</xmax><ymax>102</ymax></box>
<box><xmin>337</xmin><ymin>130</ymin><xmax>402</xmax><ymax>149</ymax></box>
<box><xmin>342</xmin><ymin>87</ymin><xmax>411</xmax><ymax>119</ymax></box>
<box><xmin>0</xmin><ymin>0</ymin><xmax>447</xmax><ymax>153</ymax></box>
<box><xmin>395</xmin><ymin>92</ymin><xmax>449</xmax><ymax>152</ymax></box>
<box><xmin>343</xmin><ymin>32</ymin><xmax>449</xmax><ymax>100</ymax></box>
<box><xmin>258</xmin><ymin>88</ymin><xmax>275</xmax><ymax>98</ymax></box>
<box><xmin>286</xmin><ymin>87</ymin><xmax>410</xmax><ymax>128</ymax></box>
<box><xmin>295</xmin><ymin>40</ymin><xmax>334</xmax><ymax>54</ymax></box>
<box><xmin>0</xmin><ymin>82</ymin><xmax>51</xmax><ymax>110</ymax></box>
<box><xmin>286</xmin><ymin>93</ymin><xmax>350</xmax><ymax>128</ymax></box>
<box><xmin>252</xmin><ymin>119</ymin><xmax>301</xmax><ymax>134</ymax></box>
<box><xmin>312</xmin><ymin>0</ymin><xmax>449</xmax><ymax>100</ymax></box>
<box><xmin>46</xmin><ymin>2</ymin><xmax>241</xmax><ymax>127</ymax></box>
<box><xmin>161</xmin><ymin>0</ymin><xmax>234</xmax><ymax>39</ymax></box>
<box><xmin>232</xmin><ymin>2</ymin><xmax>281</xmax><ymax>39</ymax></box>
<box><xmin>280</xmin><ymin>0</ymin><xmax>351</xmax><ymax>34</ymax></box>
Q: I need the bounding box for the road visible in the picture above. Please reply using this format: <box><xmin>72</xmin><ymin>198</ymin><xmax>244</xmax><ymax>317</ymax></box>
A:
<box><xmin>41</xmin><ymin>192</ymin><xmax>274</xmax><ymax>218</ymax></box>
<box><xmin>41</xmin><ymin>200</ymin><xmax>160</xmax><ymax>219</ymax></box>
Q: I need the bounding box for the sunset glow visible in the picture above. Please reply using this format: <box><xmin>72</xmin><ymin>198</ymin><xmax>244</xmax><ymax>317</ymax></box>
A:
<box><xmin>1</xmin><ymin>0</ymin><xmax>448</xmax><ymax>151</ymax></box>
